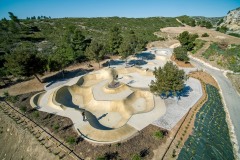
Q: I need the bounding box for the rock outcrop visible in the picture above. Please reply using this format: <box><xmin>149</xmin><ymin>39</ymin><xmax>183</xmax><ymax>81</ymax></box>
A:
<box><xmin>221</xmin><ymin>7</ymin><xmax>240</xmax><ymax>31</ymax></box>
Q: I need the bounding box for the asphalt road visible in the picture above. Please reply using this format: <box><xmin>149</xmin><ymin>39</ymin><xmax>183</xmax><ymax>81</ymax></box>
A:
<box><xmin>190</xmin><ymin>57</ymin><xmax>240</xmax><ymax>155</ymax></box>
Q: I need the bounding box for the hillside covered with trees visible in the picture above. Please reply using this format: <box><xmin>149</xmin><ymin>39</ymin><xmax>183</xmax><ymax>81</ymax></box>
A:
<box><xmin>0</xmin><ymin>12</ymin><xmax>182</xmax><ymax>84</ymax></box>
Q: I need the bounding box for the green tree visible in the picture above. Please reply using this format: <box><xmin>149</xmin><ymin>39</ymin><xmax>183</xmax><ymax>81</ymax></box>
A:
<box><xmin>108</xmin><ymin>26</ymin><xmax>122</xmax><ymax>55</ymax></box>
<box><xmin>178</xmin><ymin>31</ymin><xmax>198</xmax><ymax>51</ymax></box>
<box><xmin>118</xmin><ymin>39</ymin><xmax>133</xmax><ymax>65</ymax></box>
<box><xmin>4</xmin><ymin>42</ymin><xmax>46</xmax><ymax>82</ymax></box>
<box><xmin>71</xmin><ymin>29</ymin><xmax>88</xmax><ymax>61</ymax></box>
<box><xmin>50</xmin><ymin>43</ymin><xmax>74</xmax><ymax>77</ymax></box>
<box><xmin>8</xmin><ymin>12</ymin><xmax>20</xmax><ymax>24</ymax></box>
<box><xmin>173</xmin><ymin>46</ymin><xmax>189</xmax><ymax>62</ymax></box>
<box><xmin>85</xmin><ymin>41</ymin><xmax>105</xmax><ymax>68</ymax></box>
<box><xmin>150</xmin><ymin>62</ymin><xmax>187</xmax><ymax>98</ymax></box>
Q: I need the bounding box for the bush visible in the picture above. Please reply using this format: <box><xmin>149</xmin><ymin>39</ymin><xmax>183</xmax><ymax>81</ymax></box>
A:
<box><xmin>173</xmin><ymin>46</ymin><xmax>189</xmax><ymax>62</ymax></box>
<box><xmin>132</xmin><ymin>154</ymin><xmax>141</xmax><ymax>160</ymax></box>
<box><xmin>20</xmin><ymin>105</ymin><xmax>27</xmax><ymax>112</ymax></box>
<box><xmin>202</xmin><ymin>33</ymin><xmax>209</xmax><ymax>37</ymax></box>
<box><xmin>172</xmin><ymin>149</ymin><xmax>176</xmax><ymax>157</ymax></box>
<box><xmin>3</xmin><ymin>91</ymin><xmax>9</xmax><ymax>97</ymax></box>
<box><xmin>66</xmin><ymin>136</ymin><xmax>76</xmax><ymax>145</ymax></box>
<box><xmin>33</xmin><ymin>111</ymin><xmax>39</xmax><ymax>118</ymax></box>
<box><xmin>153</xmin><ymin>131</ymin><xmax>164</xmax><ymax>139</ymax></box>
<box><xmin>53</xmin><ymin>123</ymin><xmax>60</xmax><ymax>131</ymax></box>
<box><xmin>216</xmin><ymin>26</ymin><xmax>228</xmax><ymax>33</ymax></box>
<box><xmin>228</xmin><ymin>33</ymin><xmax>240</xmax><ymax>38</ymax></box>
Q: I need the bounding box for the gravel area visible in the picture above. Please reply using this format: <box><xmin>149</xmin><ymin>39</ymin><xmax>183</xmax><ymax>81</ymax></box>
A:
<box><xmin>152</xmin><ymin>77</ymin><xmax>202</xmax><ymax>130</ymax></box>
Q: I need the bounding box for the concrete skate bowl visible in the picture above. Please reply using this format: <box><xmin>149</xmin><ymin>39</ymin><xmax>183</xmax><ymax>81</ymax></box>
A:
<box><xmin>30</xmin><ymin>91</ymin><xmax>45</xmax><ymax>109</ymax></box>
<box><xmin>30</xmin><ymin>67</ymin><xmax>164</xmax><ymax>143</ymax></box>
<box><xmin>117</xmin><ymin>67</ymin><xmax>153</xmax><ymax>76</ymax></box>
<box><xmin>53</xmin><ymin>84</ymin><xmax>155</xmax><ymax>129</ymax></box>
<box><xmin>154</xmin><ymin>49</ymin><xmax>171</xmax><ymax>61</ymax></box>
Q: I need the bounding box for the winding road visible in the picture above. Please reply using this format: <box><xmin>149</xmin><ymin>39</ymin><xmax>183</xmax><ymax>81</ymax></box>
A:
<box><xmin>190</xmin><ymin>57</ymin><xmax>240</xmax><ymax>155</ymax></box>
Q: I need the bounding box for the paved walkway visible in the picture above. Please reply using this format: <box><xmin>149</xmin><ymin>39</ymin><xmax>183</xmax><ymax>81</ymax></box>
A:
<box><xmin>152</xmin><ymin>77</ymin><xmax>202</xmax><ymax>130</ymax></box>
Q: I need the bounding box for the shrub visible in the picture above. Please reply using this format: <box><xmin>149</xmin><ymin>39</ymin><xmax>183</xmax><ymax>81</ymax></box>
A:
<box><xmin>153</xmin><ymin>131</ymin><xmax>164</xmax><ymax>139</ymax></box>
<box><xmin>202</xmin><ymin>33</ymin><xmax>209</xmax><ymax>37</ymax></box>
<box><xmin>173</xmin><ymin>46</ymin><xmax>189</xmax><ymax>62</ymax></box>
<box><xmin>20</xmin><ymin>105</ymin><xmax>27</xmax><ymax>112</ymax></box>
<box><xmin>132</xmin><ymin>154</ymin><xmax>141</xmax><ymax>160</ymax></box>
<box><xmin>66</xmin><ymin>136</ymin><xmax>76</xmax><ymax>145</ymax></box>
<box><xmin>33</xmin><ymin>111</ymin><xmax>39</xmax><ymax>118</ymax></box>
<box><xmin>172</xmin><ymin>149</ymin><xmax>176</xmax><ymax>157</ymax></box>
<box><xmin>53</xmin><ymin>123</ymin><xmax>60</xmax><ymax>131</ymax></box>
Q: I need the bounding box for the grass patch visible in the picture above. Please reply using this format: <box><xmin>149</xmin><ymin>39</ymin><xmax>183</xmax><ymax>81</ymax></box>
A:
<box><xmin>132</xmin><ymin>154</ymin><xmax>141</xmax><ymax>160</ymax></box>
<box><xmin>192</xmin><ymin>39</ymin><xmax>206</xmax><ymax>54</ymax></box>
<box><xmin>153</xmin><ymin>130</ymin><xmax>164</xmax><ymax>139</ymax></box>
<box><xmin>20</xmin><ymin>105</ymin><xmax>27</xmax><ymax>113</ymax></box>
<box><xmin>66</xmin><ymin>136</ymin><xmax>76</xmax><ymax>145</ymax></box>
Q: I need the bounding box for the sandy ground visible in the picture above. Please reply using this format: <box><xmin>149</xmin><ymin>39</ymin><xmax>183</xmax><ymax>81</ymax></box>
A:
<box><xmin>0</xmin><ymin>111</ymin><xmax>59</xmax><ymax>160</ymax></box>
<box><xmin>159</xmin><ymin>26</ymin><xmax>240</xmax><ymax>45</ymax></box>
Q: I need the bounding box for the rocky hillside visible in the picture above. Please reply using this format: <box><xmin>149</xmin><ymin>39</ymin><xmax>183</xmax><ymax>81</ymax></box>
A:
<box><xmin>221</xmin><ymin>7</ymin><xmax>240</xmax><ymax>31</ymax></box>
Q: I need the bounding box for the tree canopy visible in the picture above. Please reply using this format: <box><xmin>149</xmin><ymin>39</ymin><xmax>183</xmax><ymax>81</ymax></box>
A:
<box><xmin>178</xmin><ymin>31</ymin><xmax>198</xmax><ymax>51</ymax></box>
<box><xmin>108</xmin><ymin>26</ymin><xmax>123</xmax><ymax>54</ymax></box>
<box><xmin>85</xmin><ymin>41</ymin><xmax>105</xmax><ymax>68</ymax></box>
<box><xmin>150</xmin><ymin>62</ymin><xmax>187</xmax><ymax>98</ymax></box>
<box><xmin>173</xmin><ymin>46</ymin><xmax>189</xmax><ymax>62</ymax></box>
<box><xmin>4</xmin><ymin>42</ymin><xmax>46</xmax><ymax>82</ymax></box>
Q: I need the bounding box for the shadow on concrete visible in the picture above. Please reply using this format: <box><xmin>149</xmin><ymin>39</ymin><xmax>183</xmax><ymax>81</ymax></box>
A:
<box><xmin>136</xmin><ymin>52</ymin><xmax>156</xmax><ymax>60</ymax></box>
<box><xmin>160</xmin><ymin>85</ymin><xmax>192</xmax><ymax>99</ymax></box>
<box><xmin>43</xmin><ymin>68</ymin><xmax>93</xmax><ymax>88</ymax></box>
<box><xmin>102</xmin><ymin>59</ymin><xmax>125</xmax><ymax>67</ymax></box>
<box><xmin>85</xmin><ymin>111</ymin><xmax>113</xmax><ymax>130</ymax></box>
<box><xmin>128</xmin><ymin>59</ymin><xmax>147</xmax><ymax>66</ymax></box>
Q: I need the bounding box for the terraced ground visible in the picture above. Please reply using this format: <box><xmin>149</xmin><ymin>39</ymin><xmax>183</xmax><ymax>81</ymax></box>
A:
<box><xmin>178</xmin><ymin>85</ymin><xmax>234</xmax><ymax>160</ymax></box>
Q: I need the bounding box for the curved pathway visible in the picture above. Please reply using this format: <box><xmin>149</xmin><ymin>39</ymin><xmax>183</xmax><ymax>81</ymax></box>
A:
<box><xmin>190</xmin><ymin>57</ymin><xmax>240</xmax><ymax>156</ymax></box>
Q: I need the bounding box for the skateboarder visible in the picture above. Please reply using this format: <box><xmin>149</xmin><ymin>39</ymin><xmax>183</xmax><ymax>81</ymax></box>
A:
<box><xmin>82</xmin><ymin>111</ymin><xmax>86</xmax><ymax>121</ymax></box>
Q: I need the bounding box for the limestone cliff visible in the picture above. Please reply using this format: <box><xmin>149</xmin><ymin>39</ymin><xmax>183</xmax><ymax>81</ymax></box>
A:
<box><xmin>221</xmin><ymin>7</ymin><xmax>240</xmax><ymax>31</ymax></box>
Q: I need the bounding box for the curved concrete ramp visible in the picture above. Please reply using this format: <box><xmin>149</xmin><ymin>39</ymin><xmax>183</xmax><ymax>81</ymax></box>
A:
<box><xmin>78</xmin><ymin>123</ymin><xmax>138</xmax><ymax>143</ymax></box>
<box><xmin>31</xmin><ymin>67</ymin><xmax>166</xmax><ymax>143</ymax></box>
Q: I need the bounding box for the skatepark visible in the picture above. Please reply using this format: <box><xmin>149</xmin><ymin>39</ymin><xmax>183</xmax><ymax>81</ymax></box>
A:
<box><xmin>30</xmin><ymin>48</ymin><xmax>202</xmax><ymax>143</ymax></box>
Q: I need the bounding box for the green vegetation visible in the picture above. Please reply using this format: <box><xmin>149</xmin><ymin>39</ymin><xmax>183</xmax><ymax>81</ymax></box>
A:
<box><xmin>191</xmin><ymin>39</ymin><xmax>206</xmax><ymax>54</ymax></box>
<box><xmin>203</xmin><ymin>43</ymin><xmax>240</xmax><ymax>72</ymax></box>
<box><xmin>177</xmin><ymin>15</ymin><xmax>213</xmax><ymax>28</ymax></box>
<box><xmin>216</xmin><ymin>26</ymin><xmax>228</xmax><ymax>33</ymax></box>
<box><xmin>173</xmin><ymin>46</ymin><xmax>189</xmax><ymax>62</ymax></box>
<box><xmin>33</xmin><ymin>111</ymin><xmax>40</xmax><ymax>118</ymax></box>
<box><xmin>178</xmin><ymin>31</ymin><xmax>198</xmax><ymax>51</ymax></box>
<box><xmin>196</xmin><ymin>20</ymin><xmax>213</xmax><ymax>29</ymax></box>
<box><xmin>201</xmin><ymin>33</ymin><xmax>209</xmax><ymax>37</ymax></box>
<box><xmin>178</xmin><ymin>85</ymin><xmax>234</xmax><ymax>160</ymax></box>
<box><xmin>177</xmin><ymin>15</ymin><xmax>196</xmax><ymax>26</ymax></box>
<box><xmin>153</xmin><ymin>131</ymin><xmax>164</xmax><ymax>139</ymax></box>
<box><xmin>132</xmin><ymin>154</ymin><xmax>141</xmax><ymax>160</ymax></box>
<box><xmin>85</xmin><ymin>40</ymin><xmax>105</xmax><ymax>68</ymax></box>
<box><xmin>0</xmin><ymin>12</ymin><xmax>182</xmax><ymax>85</ymax></box>
<box><xmin>53</xmin><ymin>123</ymin><xmax>60</xmax><ymax>131</ymax></box>
<box><xmin>20</xmin><ymin>105</ymin><xmax>27</xmax><ymax>113</ymax></box>
<box><xmin>4</xmin><ymin>92</ymin><xmax>19</xmax><ymax>103</ymax></box>
<box><xmin>228</xmin><ymin>33</ymin><xmax>240</xmax><ymax>38</ymax></box>
<box><xmin>66</xmin><ymin>136</ymin><xmax>76</xmax><ymax>145</ymax></box>
<box><xmin>150</xmin><ymin>62</ymin><xmax>187</xmax><ymax>98</ymax></box>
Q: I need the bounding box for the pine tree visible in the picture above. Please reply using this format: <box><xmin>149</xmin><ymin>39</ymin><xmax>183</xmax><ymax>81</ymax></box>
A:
<box><xmin>150</xmin><ymin>62</ymin><xmax>187</xmax><ymax>98</ymax></box>
<box><xmin>108</xmin><ymin>26</ymin><xmax>122</xmax><ymax>55</ymax></box>
<box><xmin>85</xmin><ymin>41</ymin><xmax>105</xmax><ymax>68</ymax></box>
